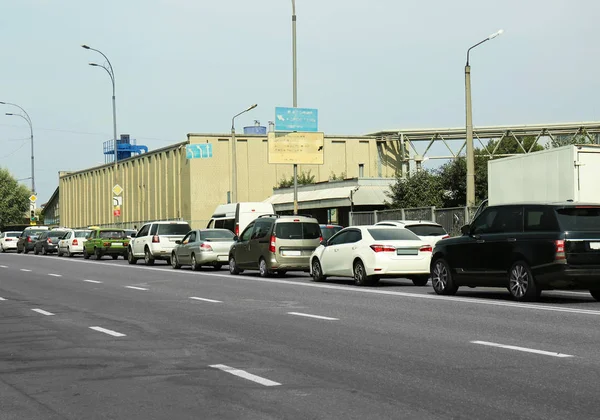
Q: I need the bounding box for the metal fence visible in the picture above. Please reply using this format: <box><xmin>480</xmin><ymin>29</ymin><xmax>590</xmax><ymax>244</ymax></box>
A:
<box><xmin>350</xmin><ymin>206</ymin><xmax>477</xmax><ymax>237</ymax></box>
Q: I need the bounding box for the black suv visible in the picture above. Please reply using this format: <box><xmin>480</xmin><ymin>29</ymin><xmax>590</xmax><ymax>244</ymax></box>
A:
<box><xmin>430</xmin><ymin>203</ymin><xmax>600</xmax><ymax>302</ymax></box>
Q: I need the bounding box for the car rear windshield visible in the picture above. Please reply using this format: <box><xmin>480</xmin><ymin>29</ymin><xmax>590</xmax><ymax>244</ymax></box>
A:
<box><xmin>275</xmin><ymin>222</ymin><xmax>321</xmax><ymax>240</ymax></box>
<box><xmin>368</xmin><ymin>228</ymin><xmax>420</xmax><ymax>241</ymax></box>
<box><xmin>200</xmin><ymin>230</ymin><xmax>235</xmax><ymax>241</ymax></box>
<box><xmin>99</xmin><ymin>231</ymin><xmax>126</xmax><ymax>239</ymax></box>
<box><xmin>555</xmin><ymin>207</ymin><xmax>600</xmax><ymax>231</ymax></box>
<box><xmin>75</xmin><ymin>231</ymin><xmax>91</xmax><ymax>238</ymax></box>
<box><xmin>405</xmin><ymin>224</ymin><xmax>447</xmax><ymax>236</ymax></box>
<box><xmin>321</xmin><ymin>226</ymin><xmax>343</xmax><ymax>241</ymax></box>
<box><xmin>6</xmin><ymin>232</ymin><xmax>20</xmax><ymax>237</ymax></box>
<box><xmin>48</xmin><ymin>231</ymin><xmax>68</xmax><ymax>238</ymax></box>
<box><xmin>25</xmin><ymin>230</ymin><xmax>46</xmax><ymax>236</ymax></box>
<box><xmin>157</xmin><ymin>224</ymin><xmax>191</xmax><ymax>235</ymax></box>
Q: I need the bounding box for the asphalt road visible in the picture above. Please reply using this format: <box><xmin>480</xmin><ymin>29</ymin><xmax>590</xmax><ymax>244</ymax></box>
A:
<box><xmin>1</xmin><ymin>252</ymin><xmax>600</xmax><ymax>420</ymax></box>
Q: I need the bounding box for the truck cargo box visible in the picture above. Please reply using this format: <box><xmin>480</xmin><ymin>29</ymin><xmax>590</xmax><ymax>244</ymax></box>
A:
<box><xmin>487</xmin><ymin>144</ymin><xmax>600</xmax><ymax>206</ymax></box>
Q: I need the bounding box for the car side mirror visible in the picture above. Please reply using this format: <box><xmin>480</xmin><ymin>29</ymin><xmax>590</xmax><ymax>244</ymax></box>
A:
<box><xmin>175</xmin><ymin>240</ymin><xmax>182</xmax><ymax>245</ymax></box>
<box><xmin>460</xmin><ymin>224</ymin><xmax>471</xmax><ymax>236</ymax></box>
<box><xmin>130</xmin><ymin>233</ymin><xmax>136</xmax><ymax>238</ymax></box>
<box><xmin>321</xmin><ymin>240</ymin><xmax>328</xmax><ymax>247</ymax></box>
<box><xmin>233</xmin><ymin>235</ymin><xmax>239</xmax><ymax>242</ymax></box>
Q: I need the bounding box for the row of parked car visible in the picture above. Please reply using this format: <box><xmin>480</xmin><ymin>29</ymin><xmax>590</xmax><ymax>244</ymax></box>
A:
<box><xmin>5</xmin><ymin>200</ymin><xmax>600</xmax><ymax>303</ymax></box>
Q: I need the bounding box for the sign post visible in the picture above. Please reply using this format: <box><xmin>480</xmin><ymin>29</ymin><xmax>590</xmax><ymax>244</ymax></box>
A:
<box><xmin>112</xmin><ymin>184</ymin><xmax>123</xmax><ymax>219</ymax></box>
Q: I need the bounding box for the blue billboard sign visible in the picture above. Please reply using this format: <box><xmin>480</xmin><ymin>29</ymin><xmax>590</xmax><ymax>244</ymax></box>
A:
<box><xmin>275</xmin><ymin>107</ymin><xmax>318</xmax><ymax>132</ymax></box>
<box><xmin>186</xmin><ymin>144</ymin><xmax>213</xmax><ymax>159</ymax></box>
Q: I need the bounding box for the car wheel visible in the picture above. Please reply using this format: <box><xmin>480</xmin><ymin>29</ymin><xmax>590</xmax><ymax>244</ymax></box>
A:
<box><xmin>94</xmin><ymin>248</ymin><xmax>102</xmax><ymax>260</ymax></box>
<box><xmin>57</xmin><ymin>249</ymin><xmax>62</xmax><ymax>257</ymax></box>
<box><xmin>191</xmin><ymin>253</ymin><xmax>199</xmax><ymax>271</ymax></box>
<box><xmin>144</xmin><ymin>248</ymin><xmax>155</xmax><ymax>266</ymax></box>
<box><xmin>213</xmin><ymin>264</ymin><xmax>222</xmax><ymax>270</ymax></box>
<box><xmin>24</xmin><ymin>247</ymin><xmax>29</xmax><ymax>254</ymax></box>
<box><xmin>112</xmin><ymin>255</ymin><xmax>118</xmax><ymax>260</ymax></box>
<box><xmin>34</xmin><ymin>247</ymin><xmax>39</xmax><ymax>255</ymax></box>
<box><xmin>508</xmin><ymin>260</ymin><xmax>540</xmax><ymax>302</ymax></box>
<box><xmin>17</xmin><ymin>246</ymin><xmax>22</xmax><ymax>254</ymax></box>
<box><xmin>1</xmin><ymin>245</ymin><xmax>5</xmax><ymax>253</ymax></box>
<box><xmin>229</xmin><ymin>255</ymin><xmax>241</xmax><ymax>275</ymax></box>
<box><xmin>311</xmin><ymin>259</ymin><xmax>325</xmax><ymax>282</ymax></box>
<box><xmin>83</xmin><ymin>248</ymin><xmax>90</xmax><ymax>259</ymax></box>
<box><xmin>353</xmin><ymin>260</ymin><xmax>374</xmax><ymax>286</ymax></box>
<box><xmin>127</xmin><ymin>248</ymin><xmax>137</xmax><ymax>265</ymax></box>
<box><xmin>66</xmin><ymin>247</ymin><xmax>73</xmax><ymax>258</ymax></box>
<box><xmin>590</xmin><ymin>290</ymin><xmax>600</xmax><ymax>301</ymax></box>
<box><xmin>42</xmin><ymin>246</ymin><xmax>48</xmax><ymax>256</ymax></box>
<box><xmin>259</xmin><ymin>258</ymin><xmax>271</xmax><ymax>278</ymax></box>
<box><xmin>412</xmin><ymin>275</ymin><xmax>429</xmax><ymax>287</ymax></box>
<box><xmin>171</xmin><ymin>253</ymin><xmax>181</xmax><ymax>269</ymax></box>
<box><xmin>431</xmin><ymin>258</ymin><xmax>458</xmax><ymax>295</ymax></box>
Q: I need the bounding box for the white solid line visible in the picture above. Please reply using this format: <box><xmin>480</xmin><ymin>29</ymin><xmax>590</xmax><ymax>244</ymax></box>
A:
<box><xmin>31</xmin><ymin>308</ymin><xmax>55</xmax><ymax>316</ymax></box>
<box><xmin>48</xmin><ymin>273</ymin><xmax>62</xmax><ymax>277</ymax></box>
<box><xmin>20</xmin><ymin>269</ymin><xmax>31</xmax><ymax>272</ymax></box>
<box><xmin>0</xmin><ymin>265</ymin><xmax>7</xmax><ymax>268</ymax></box>
<box><xmin>0</xmin><ymin>297</ymin><xmax>6</xmax><ymax>301</ymax></box>
<box><xmin>190</xmin><ymin>297</ymin><xmax>222</xmax><ymax>303</ymax></box>
<box><xmin>84</xmin><ymin>279</ymin><xmax>103</xmax><ymax>284</ymax></box>
<box><xmin>288</xmin><ymin>312</ymin><xmax>339</xmax><ymax>321</ymax></box>
<box><xmin>471</xmin><ymin>341</ymin><xmax>574</xmax><ymax>358</ymax></box>
<box><xmin>125</xmin><ymin>286</ymin><xmax>148</xmax><ymax>291</ymax></box>
<box><xmin>209</xmin><ymin>364</ymin><xmax>281</xmax><ymax>387</ymax></box>
<box><xmin>89</xmin><ymin>326</ymin><xmax>126</xmax><ymax>337</ymax></box>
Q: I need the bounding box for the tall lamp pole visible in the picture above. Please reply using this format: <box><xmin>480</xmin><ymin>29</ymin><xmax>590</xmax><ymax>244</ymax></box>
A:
<box><xmin>1</xmin><ymin>102</ymin><xmax>34</xmax><ymax>194</ymax></box>
<box><xmin>465</xmin><ymin>29</ymin><xmax>503</xmax><ymax>209</ymax></box>
<box><xmin>82</xmin><ymin>44</ymin><xmax>119</xmax><ymax>222</ymax></box>
<box><xmin>231</xmin><ymin>104</ymin><xmax>258</xmax><ymax>204</ymax></box>
<box><xmin>291</xmin><ymin>0</ymin><xmax>299</xmax><ymax>215</ymax></box>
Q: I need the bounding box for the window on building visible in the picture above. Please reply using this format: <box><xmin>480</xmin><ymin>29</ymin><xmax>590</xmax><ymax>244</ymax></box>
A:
<box><xmin>359</xmin><ymin>164</ymin><xmax>364</xmax><ymax>177</ymax></box>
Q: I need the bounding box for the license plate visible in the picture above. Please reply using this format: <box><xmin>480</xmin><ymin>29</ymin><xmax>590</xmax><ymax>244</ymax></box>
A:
<box><xmin>282</xmin><ymin>250</ymin><xmax>301</xmax><ymax>257</ymax></box>
<box><xmin>218</xmin><ymin>255</ymin><xmax>228</xmax><ymax>261</ymax></box>
<box><xmin>590</xmin><ymin>242</ymin><xmax>600</xmax><ymax>250</ymax></box>
<box><xmin>112</xmin><ymin>242</ymin><xmax>123</xmax><ymax>247</ymax></box>
<box><xmin>396</xmin><ymin>248</ymin><xmax>418</xmax><ymax>256</ymax></box>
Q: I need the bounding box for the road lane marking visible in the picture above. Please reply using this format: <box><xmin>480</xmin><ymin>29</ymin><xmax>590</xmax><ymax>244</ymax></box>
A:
<box><xmin>48</xmin><ymin>273</ymin><xmax>62</xmax><ymax>277</ymax></box>
<box><xmin>209</xmin><ymin>364</ymin><xmax>281</xmax><ymax>387</ymax></box>
<box><xmin>0</xmin><ymin>265</ymin><xmax>7</xmax><ymax>268</ymax></box>
<box><xmin>20</xmin><ymin>269</ymin><xmax>31</xmax><ymax>272</ymax></box>
<box><xmin>31</xmin><ymin>308</ymin><xmax>55</xmax><ymax>316</ymax></box>
<box><xmin>288</xmin><ymin>312</ymin><xmax>339</xmax><ymax>321</ymax></box>
<box><xmin>89</xmin><ymin>326</ymin><xmax>126</xmax><ymax>337</ymax></box>
<box><xmin>471</xmin><ymin>341</ymin><xmax>574</xmax><ymax>358</ymax></box>
<box><xmin>0</xmin><ymin>297</ymin><xmax>6</xmax><ymax>301</ymax></box>
<box><xmin>125</xmin><ymin>286</ymin><xmax>148</xmax><ymax>291</ymax></box>
<box><xmin>190</xmin><ymin>297</ymin><xmax>222</xmax><ymax>303</ymax></box>
<box><xmin>84</xmin><ymin>280</ymin><xmax>103</xmax><ymax>284</ymax></box>
<box><xmin>13</xmin><ymin>254</ymin><xmax>600</xmax><ymax>317</ymax></box>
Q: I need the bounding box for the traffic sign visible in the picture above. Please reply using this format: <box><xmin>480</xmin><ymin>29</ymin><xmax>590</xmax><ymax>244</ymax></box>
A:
<box><xmin>186</xmin><ymin>144</ymin><xmax>213</xmax><ymax>159</ymax></box>
<box><xmin>112</xmin><ymin>184</ymin><xmax>123</xmax><ymax>196</ymax></box>
<box><xmin>113</xmin><ymin>209</ymin><xmax>121</xmax><ymax>217</ymax></box>
<box><xmin>29</xmin><ymin>194</ymin><xmax>37</xmax><ymax>202</ymax></box>
<box><xmin>275</xmin><ymin>107</ymin><xmax>318</xmax><ymax>132</ymax></box>
<box><xmin>113</xmin><ymin>196</ymin><xmax>123</xmax><ymax>206</ymax></box>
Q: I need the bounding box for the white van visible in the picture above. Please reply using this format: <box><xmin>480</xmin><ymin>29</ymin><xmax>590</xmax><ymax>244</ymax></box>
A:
<box><xmin>207</xmin><ymin>202</ymin><xmax>275</xmax><ymax>237</ymax></box>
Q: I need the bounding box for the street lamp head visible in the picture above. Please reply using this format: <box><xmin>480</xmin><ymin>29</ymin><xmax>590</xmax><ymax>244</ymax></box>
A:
<box><xmin>488</xmin><ymin>29</ymin><xmax>504</xmax><ymax>40</ymax></box>
<box><xmin>81</xmin><ymin>44</ymin><xmax>91</xmax><ymax>49</ymax></box>
<box><xmin>89</xmin><ymin>62</ymin><xmax>99</xmax><ymax>67</ymax></box>
<box><xmin>5</xmin><ymin>113</ymin><xmax>14</xmax><ymax>116</ymax></box>
<box><xmin>0</xmin><ymin>101</ymin><xmax>5</xmax><ymax>105</ymax></box>
<box><xmin>247</xmin><ymin>104</ymin><xmax>258</xmax><ymax>111</ymax></box>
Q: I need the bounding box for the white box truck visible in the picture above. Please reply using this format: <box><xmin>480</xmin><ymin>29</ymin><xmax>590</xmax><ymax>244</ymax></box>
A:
<box><xmin>487</xmin><ymin>144</ymin><xmax>600</xmax><ymax>206</ymax></box>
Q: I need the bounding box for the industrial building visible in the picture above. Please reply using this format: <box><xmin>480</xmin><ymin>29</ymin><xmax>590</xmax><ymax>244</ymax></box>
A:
<box><xmin>58</xmin><ymin>131</ymin><xmax>402</xmax><ymax>229</ymax></box>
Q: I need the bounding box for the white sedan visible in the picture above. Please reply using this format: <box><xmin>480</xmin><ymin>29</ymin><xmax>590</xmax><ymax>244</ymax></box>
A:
<box><xmin>1</xmin><ymin>231</ymin><xmax>21</xmax><ymax>252</ymax></box>
<box><xmin>310</xmin><ymin>226</ymin><xmax>432</xmax><ymax>286</ymax></box>
<box><xmin>57</xmin><ymin>229</ymin><xmax>91</xmax><ymax>257</ymax></box>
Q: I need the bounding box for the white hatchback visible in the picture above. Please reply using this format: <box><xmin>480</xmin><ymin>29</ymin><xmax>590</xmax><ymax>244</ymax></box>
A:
<box><xmin>374</xmin><ymin>220</ymin><xmax>449</xmax><ymax>248</ymax></box>
<box><xmin>310</xmin><ymin>226</ymin><xmax>432</xmax><ymax>286</ymax></box>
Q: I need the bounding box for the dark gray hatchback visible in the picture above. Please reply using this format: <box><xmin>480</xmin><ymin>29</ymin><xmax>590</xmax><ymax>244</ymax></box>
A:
<box><xmin>430</xmin><ymin>203</ymin><xmax>600</xmax><ymax>302</ymax></box>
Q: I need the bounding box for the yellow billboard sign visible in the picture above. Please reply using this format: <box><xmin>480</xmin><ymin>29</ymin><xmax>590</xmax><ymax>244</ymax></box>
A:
<box><xmin>268</xmin><ymin>132</ymin><xmax>324</xmax><ymax>165</ymax></box>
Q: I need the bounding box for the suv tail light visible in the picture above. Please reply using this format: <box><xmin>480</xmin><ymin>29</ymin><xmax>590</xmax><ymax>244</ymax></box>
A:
<box><xmin>555</xmin><ymin>240</ymin><xmax>566</xmax><ymax>261</ymax></box>
<box><xmin>420</xmin><ymin>245</ymin><xmax>433</xmax><ymax>253</ymax></box>
<box><xmin>72</xmin><ymin>239</ymin><xmax>78</xmax><ymax>246</ymax></box>
<box><xmin>269</xmin><ymin>234</ymin><xmax>276</xmax><ymax>253</ymax></box>
<box><xmin>200</xmin><ymin>243</ymin><xmax>213</xmax><ymax>252</ymax></box>
<box><xmin>370</xmin><ymin>244</ymin><xmax>396</xmax><ymax>253</ymax></box>
<box><xmin>152</xmin><ymin>235</ymin><xmax>160</xmax><ymax>243</ymax></box>
<box><xmin>235</xmin><ymin>224</ymin><xmax>239</xmax><ymax>237</ymax></box>
<box><xmin>441</xmin><ymin>235</ymin><xmax>450</xmax><ymax>239</ymax></box>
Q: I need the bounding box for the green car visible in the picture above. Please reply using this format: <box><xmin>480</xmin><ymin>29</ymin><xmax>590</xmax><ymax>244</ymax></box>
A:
<box><xmin>83</xmin><ymin>229</ymin><xmax>130</xmax><ymax>260</ymax></box>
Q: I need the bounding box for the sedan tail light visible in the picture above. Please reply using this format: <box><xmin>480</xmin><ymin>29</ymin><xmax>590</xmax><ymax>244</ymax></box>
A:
<box><xmin>419</xmin><ymin>245</ymin><xmax>433</xmax><ymax>253</ymax></box>
<box><xmin>104</xmin><ymin>242</ymin><xmax>111</xmax><ymax>246</ymax></box>
<box><xmin>72</xmin><ymin>239</ymin><xmax>78</xmax><ymax>246</ymax></box>
<box><xmin>555</xmin><ymin>240</ymin><xmax>566</xmax><ymax>261</ymax></box>
<box><xmin>5</xmin><ymin>238</ymin><xmax>12</xmax><ymax>242</ymax></box>
<box><xmin>27</xmin><ymin>237</ymin><xmax>32</xmax><ymax>243</ymax></box>
<box><xmin>269</xmin><ymin>234</ymin><xmax>276</xmax><ymax>253</ymax></box>
<box><xmin>370</xmin><ymin>244</ymin><xmax>396</xmax><ymax>253</ymax></box>
<box><xmin>200</xmin><ymin>243</ymin><xmax>213</xmax><ymax>252</ymax></box>
<box><xmin>152</xmin><ymin>235</ymin><xmax>160</xmax><ymax>243</ymax></box>
<box><xmin>47</xmin><ymin>238</ymin><xmax>52</xmax><ymax>244</ymax></box>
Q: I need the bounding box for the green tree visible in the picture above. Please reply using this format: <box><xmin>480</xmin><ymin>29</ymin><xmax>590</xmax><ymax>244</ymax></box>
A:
<box><xmin>438</xmin><ymin>156</ymin><xmax>489</xmax><ymax>207</ymax></box>
<box><xmin>277</xmin><ymin>170</ymin><xmax>316</xmax><ymax>188</ymax></box>
<box><xmin>547</xmin><ymin>133</ymin><xmax>598</xmax><ymax>149</ymax></box>
<box><xmin>0</xmin><ymin>168</ymin><xmax>30</xmax><ymax>228</ymax></box>
<box><xmin>387</xmin><ymin>169</ymin><xmax>445</xmax><ymax>208</ymax></box>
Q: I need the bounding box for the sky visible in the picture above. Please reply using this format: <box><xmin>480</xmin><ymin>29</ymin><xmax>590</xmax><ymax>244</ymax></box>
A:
<box><xmin>1</xmin><ymin>0</ymin><xmax>598</xmax><ymax>203</ymax></box>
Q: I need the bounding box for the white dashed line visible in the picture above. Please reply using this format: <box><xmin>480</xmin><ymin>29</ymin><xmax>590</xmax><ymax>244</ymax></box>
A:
<box><xmin>471</xmin><ymin>341</ymin><xmax>574</xmax><ymax>358</ymax></box>
<box><xmin>0</xmin><ymin>297</ymin><xmax>6</xmax><ymax>301</ymax></box>
<box><xmin>288</xmin><ymin>312</ymin><xmax>339</xmax><ymax>321</ymax></box>
<box><xmin>89</xmin><ymin>326</ymin><xmax>126</xmax><ymax>337</ymax></box>
<box><xmin>48</xmin><ymin>273</ymin><xmax>62</xmax><ymax>277</ymax></box>
<box><xmin>31</xmin><ymin>308</ymin><xmax>55</xmax><ymax>316</ymax></box>
<box><xmin>84</xmin><ymin>280</ymin><xmax>103</xmax><ymax>284</ymax></box>
<box><xmin>125</xmin><ymin>286</ymin><xmax>148</xmax><ymax>291</ymax></box>
<box><xmin>0</xmin><ymin>265</ymin><xmax>7</xmax><ymax>268</ymax></box>
<box><xmin>190</xmin><ymin>297</ymin><xmax>222</xmax><ymax>303</ymax></box>
<box><xmin>209</xmin><ymin>364</ymin><xmax>281</xmax><ymax>387</ymax></box>
<box><xmin>20</xmin><ymin>269</ymin><xmax>31</xmax><ymax>272</ymax></box>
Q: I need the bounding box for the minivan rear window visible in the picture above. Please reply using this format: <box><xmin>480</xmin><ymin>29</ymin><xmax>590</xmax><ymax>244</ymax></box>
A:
<box><xmin>214</xmin><ymin>219</ymin><xmax>235</xmax><ymax>232</ymax></box>
<box><xmin>275</xmin><ymin>222</ymin><xmax>321</xmax><ymax>240</ymax></box>
<box><xmin>556</xmin><ymin>207</ymin><xmax>600</xmax><ymax>231</ymax></box>
<box><xmin>368</xmin><ymin>229</ymin><xmax>420</xmax><ymax>241</ymax></box>
<box><xmin>157</xmin><ymin>224</ymin><xmax>192</xmax><ymax>235</ymax></box>
<box><xmin>405</xmin><ymin>225</ymin><xmax>447</xmax><ymax>237</ymax></box>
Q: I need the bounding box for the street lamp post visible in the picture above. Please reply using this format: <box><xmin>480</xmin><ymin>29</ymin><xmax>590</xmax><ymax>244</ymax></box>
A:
<box><xmin>465</xmin><ymin>29</ymin><xmax>503</xmax><ymax>209</ymax></box>
<box><xmin>1</xmin><ymin>102</ymin><xmax>34</xmax><ymax>194</ymax></box>
<box><xmin>231</xmin><ymin>104</ymin><xmax>258</xmax><ymax>204</ymax></box>
<box><xmin>291</xmin><ymin>0</ymin><xmax>299</xmax><ymax>215</ymax></box>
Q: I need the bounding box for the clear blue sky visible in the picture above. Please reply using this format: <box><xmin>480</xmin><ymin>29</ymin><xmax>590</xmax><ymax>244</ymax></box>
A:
<box><xmin>1</xmin><ymin>0</ymin><xmax>598</xmax><ymax>203</ymax></box>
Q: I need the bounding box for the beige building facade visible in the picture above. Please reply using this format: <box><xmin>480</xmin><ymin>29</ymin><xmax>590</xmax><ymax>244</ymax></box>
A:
<box><xmin>59</xmin><ymin>133</ymin><xmax>402</xmax><ymax>229</ymax></box>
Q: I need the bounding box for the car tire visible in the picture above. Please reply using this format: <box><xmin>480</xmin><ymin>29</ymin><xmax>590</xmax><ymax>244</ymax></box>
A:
<box><xmin>411</xmin><ymin>275</ymin><xmax>429</xmax><ymax>287</ymax></box>
<box><xmin>229</xmin><ymin>255</ymin><xmax>241</xmax><ymax>275</ymax></box>
<box><xmin>431</xmin><ymin>258</ymin><xmax>458</xmax><ymax>295</ymax></box>
<box><xmin>311</xmin><ymin>259</ymin><xmax>326</xmax><ymax>282</ymax></box>
<box><xmin>508</xmin><ymin>260</ymin><xmax>540</xmax><ymax>302</ymax></box>
<box><xmin>94</xmin><ymin>248</ymin><xmax>102</xmax><ymax>260</ymax></box>
<box><xmin>353</xmin><ymin>260</ymin><xmax>375</xmax><ymax>286</ymax></box>
<box><xmin>144</xmin><ymin>248</ymin><xmax>155</xmax><ymax>266</ymax></box>
<box><xmin>57</xmin><ymin>249</ymin><xmax>62</xmax><ymax>257</ymax></box>
<box><xmin>171</xmin><ymin>253</ymin><xmax>181</xmax><ymax>269</ymax></box>
<box><xmin>213</xmin><ymin>264</ymin><xmax>222</xmax><ymax>270</ymax></box>
<box><xmin>34</xmin><ymin>247</ymin><xmax>39</xmax><ymax>255</ymax></box>
<box><xmin>42</xmin><ymin>246</ymin><xmax>48</xmax><ymax>256</ymax></box>
<box><xmin>190</xmin><ymin>253</ymin><xmax>199</xmax><ymax>271</ymax></box>
<box><xmin>66</xmin><ymin>247</ymin><xmax>73</xmax><ymax>258</ymax></box>
<box><xmin>590</xmin><ymin>290</ymin><xmax>600</xmax><ymax>301</ymax></box>
<box><xmin>112</xmin><ymin>255</ymin><xmax>119</xmax><ymax>260</ymax></box>
<box><xmin>83</xmin><ymin>248</ymin><xmax>90</xmax><ymax>259</ymax></box>
<box><xmin>127</xmin><ymin>248</ymin><xmax>137</xmax><ymax>265</ymax></box>
<box><xmin>24</xmin><ymin>247</ymin><xmax>29</xmax><ymax>254</ymax></box>
<box><xmin>259</xmin><ymin>258</ymin><xmax>271</xmax><ymax>278</ymax></box>
<box><xmin>17</xmin><ymin>246</ymin><xmax>22</xmax><ymax>254</ymax></box>
<box><xmin>165</xmin><ymin>257</ymin><xmax>171</xmax><ymax>266</ymax></box>
<box><xmin>1</xmin><ymin>245</ymin><xmax>5</xmax><ymax>253</ymax></box>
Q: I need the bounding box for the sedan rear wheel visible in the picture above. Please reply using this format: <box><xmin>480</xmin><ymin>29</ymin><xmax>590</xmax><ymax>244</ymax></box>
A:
<box><xmin>66</xmin><ymin>247</ymin><xmax>73</xmax><ymax>258</ymax></box>
<box><xmin>171</xmin><ymin>253</ymin><xmax>181</xmax><ymax>269</ymax></box>
<box><xmin>94</xmin><ymin>248</ymin><xmax>102</xmax><ymax>260</ymax></box>
<box><xmin>191</xmin><ymin>254</ymin><xmax>200</xmax><ymax>271</ymax></box>
<box><xmin>83</xmin><ymin>248</ymin><xmax>90</xmax><ymax>259</ymax></box>
<box><xmin>508</xmin><ymin>261</ymin><xmax>540</xmax><ymax>302</ymax></box>
<box><xmin>353</xmin><ymin>260</ymin><xmax>374</xmax><ymax>286</ymax></box>
<box><xmin>431</xmin><ymin>259</ymin><xmax>458</xmax><ymax>295</ymax></box>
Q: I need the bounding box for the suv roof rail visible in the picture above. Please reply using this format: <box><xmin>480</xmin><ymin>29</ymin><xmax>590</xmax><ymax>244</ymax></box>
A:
<box><xmin>258</xmin><ymin>214</ymin><xmax>280</xmax><ymax>219</ymax></box>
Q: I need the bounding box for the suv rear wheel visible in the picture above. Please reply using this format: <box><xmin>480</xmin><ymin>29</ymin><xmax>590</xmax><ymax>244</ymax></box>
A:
<box><xmin>431</xmin><ymin>258</ymin><xmax>458</xmax><ymax>295</ymax></box>
<box><xmin>229</xmin><ymin>255</ymin><xmax>242</xmax><ymax>275</ymax></box>
<box><xmin>508</xmin><ymin>260</ymin><xmax>540</xmax><ymax>302</ymax></box>
<box><xmin>144</xmin><ymin>248</ymin><xmax>155</xmax><ymax>266</ymax></box>
<box><xmin>127</xmin><ymin>248</ymin><xmax>137</xmax><ymax>264</ymax></box>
